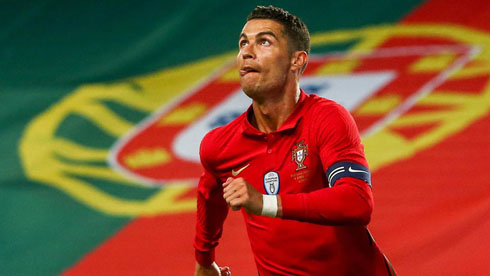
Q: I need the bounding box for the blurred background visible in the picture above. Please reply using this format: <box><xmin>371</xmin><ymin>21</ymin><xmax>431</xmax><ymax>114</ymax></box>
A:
<box><xmin>1</xmin><ymin>0</ymin><xmax>489</xmax><ymax>275</ymax></box>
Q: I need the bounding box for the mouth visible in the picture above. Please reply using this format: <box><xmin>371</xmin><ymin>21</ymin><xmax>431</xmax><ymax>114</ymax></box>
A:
<box><xmin>239</xmin><ymin>66</ymin><xmax>259</xmax><ymax>76</ymax></box>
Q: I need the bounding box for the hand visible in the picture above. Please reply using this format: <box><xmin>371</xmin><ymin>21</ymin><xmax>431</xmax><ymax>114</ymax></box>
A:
<box><xmin>195</xmin><ymin>262</ymin><xmax>231</xmax><ymax>276</ymax></box>
<box><xmin>222</xmin><ymin>177</ymin><xmax>263</xmax><ymax>215</ymax></box>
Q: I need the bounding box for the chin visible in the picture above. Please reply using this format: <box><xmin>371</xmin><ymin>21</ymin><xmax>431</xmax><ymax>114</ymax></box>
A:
<box><xmin>241</xmin><ymin>86</ymin><xmax>258</xmax><ymax>99</ymax></box>
<box><xmin>240</xmin><ymin>81</ymin><xmax>260</xmax><ymax>98</ymax></box>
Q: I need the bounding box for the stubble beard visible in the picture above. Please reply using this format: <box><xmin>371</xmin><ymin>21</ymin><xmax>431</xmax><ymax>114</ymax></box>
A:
<box><xmin>241</xmin><ymin>81</ymin><xmax>262</xmax><ymax>100</ymax></box>
<box><xmin>240</xmin><ymin>73</ymin><xmax>288</xmax><ymax>103</ymax></box>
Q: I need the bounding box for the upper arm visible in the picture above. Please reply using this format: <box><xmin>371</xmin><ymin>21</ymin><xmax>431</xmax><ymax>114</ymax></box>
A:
<box><xmin>314</xmin><ymin>102</ymin><xmax>371</xmax><ymax>187</ymax></box>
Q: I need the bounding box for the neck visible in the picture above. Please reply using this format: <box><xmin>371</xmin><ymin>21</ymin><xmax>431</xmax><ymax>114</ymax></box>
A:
<box><xmin>251</xmin><ymin>82</ymin><xmax>300</xmax><ymax>133</ymax></box>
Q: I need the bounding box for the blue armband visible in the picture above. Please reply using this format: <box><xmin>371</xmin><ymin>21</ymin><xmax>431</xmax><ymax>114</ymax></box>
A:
<box><xmin>326</xmin><ymin>161</ymin><xmax>371</xmax><ymax>187</ymax></box>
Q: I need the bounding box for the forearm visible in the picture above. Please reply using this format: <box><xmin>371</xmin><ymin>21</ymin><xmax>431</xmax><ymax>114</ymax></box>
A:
<box><xmin>194</xmin><ymin>185</ymin><xmax>229</xmax><ymax>266</ymax></box>
<box><xmin>278</xmin><ymin>177</ymin><xmax>373</xmax><ymax>225</ymax></box>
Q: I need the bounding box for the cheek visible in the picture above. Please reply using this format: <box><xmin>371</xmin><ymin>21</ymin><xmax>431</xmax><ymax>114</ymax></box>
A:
<box><xmin>237</xmin><ymin>49</ymin><xmax>244</xmax><ymax>60</ymax></box>
<box><xmin>236</xmin><ymin>53</ymin><xmax>243</xmax><ymax>67</ymax></box>
<box><xmin>265</xmin><ymin>56</ymin><xmax>290</xmax><ymax>77</ymax></box>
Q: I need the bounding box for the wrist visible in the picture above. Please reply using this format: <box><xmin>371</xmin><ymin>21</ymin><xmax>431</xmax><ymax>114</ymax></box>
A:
<box><xmin>195</xmin><ymin>248</ymin><xmax>215</xmax><ymax>267</ymax></box>
<box><xmin>261</xmin><ymin>194</ymin><xmax>278</xmax><ymax>217</ymax></box>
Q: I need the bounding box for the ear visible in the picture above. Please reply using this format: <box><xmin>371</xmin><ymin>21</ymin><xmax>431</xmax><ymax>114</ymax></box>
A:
<box><xmin>291</xmin><ymin>51</ymin><xmax>308</xmax><ymax>74</ymax></box>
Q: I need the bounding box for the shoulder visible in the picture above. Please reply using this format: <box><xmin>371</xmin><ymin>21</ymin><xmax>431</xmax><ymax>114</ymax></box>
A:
<box><xmin>201</xmin><ymin>112</ymin><xmax>245</xmax><ymax>148</ymax></box>
<box><xmin>200</xmin><ymin>111</ymin><xmax>247</xmax><ymax>168</ymax></box>
<box><xmin>305</xmin><ymin>94</ymin><xmax>360</xmax><ymax>144</ymax></box>
<box><xmin>305</xmin><ymin>95</ymin><xmax>367</xmax><ymax>168</ymax></box>
<box><xmin>306</xmin><ymin>94</ymin><xmax>354</xmax><ymax>127</ymax></box>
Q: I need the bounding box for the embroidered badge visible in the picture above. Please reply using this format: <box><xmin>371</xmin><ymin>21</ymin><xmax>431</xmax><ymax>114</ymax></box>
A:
<box><xmin>291</xmin><ymin>139</ymin><xmax>308</xmax><ymax>171</ymax></box>
<box><xmin>263</xmin><ymin>171</ymin><xmax>280</xmax><ymax>195</ymax></box>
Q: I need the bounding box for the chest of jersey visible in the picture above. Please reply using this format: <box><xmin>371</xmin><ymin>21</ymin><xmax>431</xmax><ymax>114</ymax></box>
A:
<box><xmin>214</xmin><ymin>124</ymin><xmax>327</xmax><ymax>195</ymax></box>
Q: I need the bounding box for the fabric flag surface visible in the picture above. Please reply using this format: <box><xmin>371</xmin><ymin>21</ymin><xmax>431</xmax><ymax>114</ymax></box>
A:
<box><xmin>1</xmin><ymin>0</ymin><xmax>489</xmax><ymax>275</ymax></box>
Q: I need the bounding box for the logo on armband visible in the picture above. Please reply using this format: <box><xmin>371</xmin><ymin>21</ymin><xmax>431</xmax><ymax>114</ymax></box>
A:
<box><xmin>263</xmin><ymin>171</ymin><xmax>280</xmax><ymax>195</ymax></box>
<box><xmin>327</xmin><ymin>162</ymin><xmax>372</xmax><ymax>187</ymax></box>
<box><xmin>291</xmin><ymin>139</ymin><xmax>308</xmax><ymax>171</ymax></box>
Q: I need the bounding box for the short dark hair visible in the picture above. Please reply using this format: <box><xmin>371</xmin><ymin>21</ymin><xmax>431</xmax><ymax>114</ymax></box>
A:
<box><xmin>247</xmin><ymin>5</ymin><xmax>310</xmax><ymax>55</ymax></box>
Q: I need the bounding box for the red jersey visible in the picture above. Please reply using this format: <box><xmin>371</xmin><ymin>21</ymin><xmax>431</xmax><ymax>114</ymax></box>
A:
<box><xmin>194</xmin><ymin>91</ymin><xmax>395</xmax><ymax>275</ymax></box>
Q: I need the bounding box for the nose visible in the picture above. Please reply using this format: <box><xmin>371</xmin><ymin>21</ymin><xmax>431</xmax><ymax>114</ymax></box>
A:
<box><xmin>240</xmin><ymin>43</ymin><xmax>254</xmax><ymax>60</ymax></box>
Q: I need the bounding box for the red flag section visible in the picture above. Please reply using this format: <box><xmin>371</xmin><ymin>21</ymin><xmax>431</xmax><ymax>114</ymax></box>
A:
<box><xmin>371</xmin><ymin>113</ymin><xmax>490</xmax><ymax>275</ymax></box>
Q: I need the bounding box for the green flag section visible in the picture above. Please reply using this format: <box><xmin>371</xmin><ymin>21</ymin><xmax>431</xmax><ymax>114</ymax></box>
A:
<box><xmin>2</xmin><ymin>0</ymin><xmax>490</xmax><ymax>275</ymax></box>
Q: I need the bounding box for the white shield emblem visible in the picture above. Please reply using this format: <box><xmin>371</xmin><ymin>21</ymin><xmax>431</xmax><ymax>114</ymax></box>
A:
<box><xmin>297</xmin><ymin>150</ymin><xmax>304</xmax><ymax>162</ymax></box>
<box><xmin>263</xmin><ymin>171</ymin><xmax>280</xmax><ymax>195</ymax></box>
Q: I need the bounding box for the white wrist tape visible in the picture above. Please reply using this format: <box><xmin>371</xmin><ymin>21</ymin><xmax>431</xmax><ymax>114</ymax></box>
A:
<box><xmin>261</xmin><ymin>195</ymin><xmax>278</xmax><ymax>217</ymax></box>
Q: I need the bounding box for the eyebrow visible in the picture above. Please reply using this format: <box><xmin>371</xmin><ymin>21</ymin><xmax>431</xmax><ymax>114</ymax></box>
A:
<box><xmin>239</xmin><ymin>31</ymin><xmax>279</xmax><ymax>41</ymax></box>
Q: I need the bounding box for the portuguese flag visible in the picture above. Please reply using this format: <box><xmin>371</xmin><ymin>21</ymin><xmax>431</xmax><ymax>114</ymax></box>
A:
<box><xmin>1</xmin><ymin>1</ymin><xmax>489</xmax><ymax>275</ymax></box>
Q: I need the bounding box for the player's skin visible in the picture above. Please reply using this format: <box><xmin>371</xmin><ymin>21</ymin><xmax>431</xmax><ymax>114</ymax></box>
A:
<box><xmin>194</xmin><ymin>18</ymin><xmax>308</xmax><ymax>276</ymax></box>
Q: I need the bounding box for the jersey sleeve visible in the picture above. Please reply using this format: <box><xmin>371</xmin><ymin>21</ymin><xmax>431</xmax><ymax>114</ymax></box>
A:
<box><xmin>280</xmin><ymin>102</ymin><xmax>374</xmax><ymax>225</ymax></box>
<box><xmin>193</xmin><ymin>133</ymin><xmax>229</xmax><ymax>266</ymax></box>
<box><xmin>317</xmin><ymin>102</ymin><xmax>368</xmax><ymax>169</ymax></box>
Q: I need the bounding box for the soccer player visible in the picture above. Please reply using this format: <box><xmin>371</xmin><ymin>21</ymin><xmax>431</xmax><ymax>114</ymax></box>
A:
<box><xmin>194</xmin><ymin>5</ymin><xmax>396</xmax><ymax>276</ymax></box>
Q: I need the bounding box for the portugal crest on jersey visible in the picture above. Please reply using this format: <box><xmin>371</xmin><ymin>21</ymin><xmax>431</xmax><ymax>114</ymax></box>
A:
<box><xmin>292</xmin><ymin>139</ymin><xmax>308</xmax><ymax>171</ymax></box>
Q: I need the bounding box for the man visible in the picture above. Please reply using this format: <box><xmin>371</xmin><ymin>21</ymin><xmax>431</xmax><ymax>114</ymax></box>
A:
<box><xmin>194</xmin><ymin>5</ymin><xmax>396</xmax><ymax>276</ymax></box>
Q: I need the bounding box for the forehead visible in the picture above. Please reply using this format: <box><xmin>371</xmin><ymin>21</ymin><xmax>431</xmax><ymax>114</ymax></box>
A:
<box><xmin>240</xmin><ymin>19</ymin><xmax>285</xmax><ymax>38</ymax></box>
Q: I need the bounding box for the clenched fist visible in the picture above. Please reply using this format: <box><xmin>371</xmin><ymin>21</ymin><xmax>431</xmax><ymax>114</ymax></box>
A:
<box><xmin>195</xmin><ymin>262</ymin><xmax>231</xmax><ymax>276</ymax></box>
<box><xmin>222</xmin><ymin>177</ymin><xmax>263</xmax><ymax>215</ymax></box>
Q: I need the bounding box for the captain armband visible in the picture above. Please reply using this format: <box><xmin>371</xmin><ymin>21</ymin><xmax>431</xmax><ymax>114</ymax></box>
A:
<box><xmin>326</xmin><ymin>161</ymin><xmax>372</xmax><ymax>187</ymax></box>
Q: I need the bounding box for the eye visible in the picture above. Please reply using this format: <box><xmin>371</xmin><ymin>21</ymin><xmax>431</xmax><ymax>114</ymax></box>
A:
<box><xmin>260</xmin><ymin>39</ymin><xmax>270</xmax><ymax>46</ymax></box>
<box><xmin>239</xmin><ymin>40</ymin><xmax>248</xmax><ymax>47</ymax></box>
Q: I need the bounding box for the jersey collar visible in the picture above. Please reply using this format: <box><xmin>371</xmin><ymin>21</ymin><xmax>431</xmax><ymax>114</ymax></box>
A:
<box><xmin>241</xmin><ymin>89</ymin><xmax>309</xmax><ymax>136</ymax></box>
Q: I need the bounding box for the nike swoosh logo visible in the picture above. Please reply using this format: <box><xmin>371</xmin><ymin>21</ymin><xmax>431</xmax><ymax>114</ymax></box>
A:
<box><xmin>232</xmin><ymin>164</ymin><xmax>250</xmax><ymax>176</ymax></box>
<box><xmin>348</xmin><ymin>167</ymin><xmax>369</xmax><ymax>174</ymax></box>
